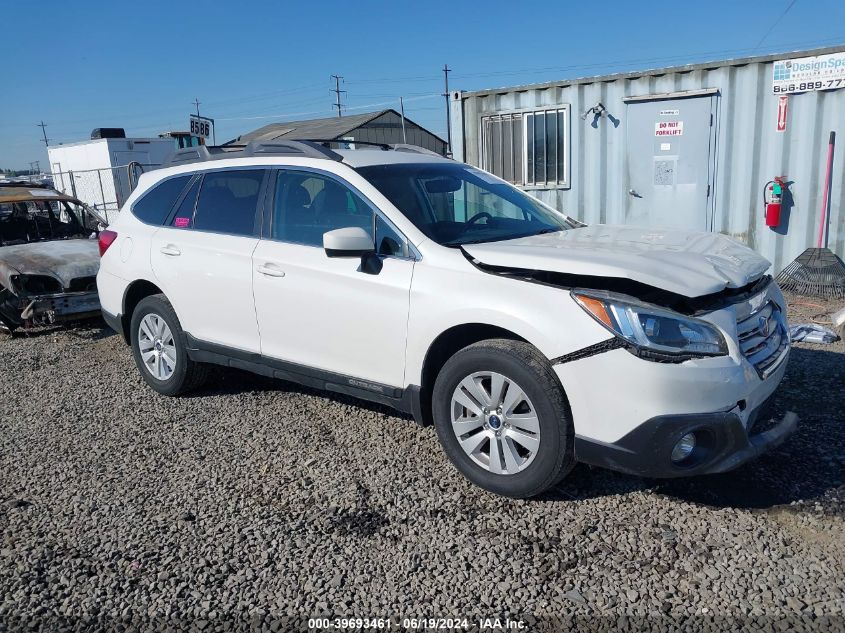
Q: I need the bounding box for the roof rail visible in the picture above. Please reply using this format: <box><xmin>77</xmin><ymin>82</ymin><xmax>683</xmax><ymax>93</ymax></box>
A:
<box><xmin>306</xmin><ymin>139</ymin><xmax>392</xmax><ymax>151</ymax></box>
<box><xmin>306</xmin><ymin>139</ymin><xmax>445</xmax><ymax>156</ymax></box>
<box><xmin>243</xmin><ymin>139</ymin><xmax>342</xmax><ymax>161</ymax></box>
<box><xmin>163</xmin><ymin>140</ymin><xmax>342</xmax><ymax>167</ymax></box>
<box><xmin>161</xmin><ymin>139</ymin><xmax>446</xmax><ymax>167</ymax></box>
<box><xmin>164</xmin><ymin>145</ymin><xmax>229</xmax><ymax>166</ymax></box>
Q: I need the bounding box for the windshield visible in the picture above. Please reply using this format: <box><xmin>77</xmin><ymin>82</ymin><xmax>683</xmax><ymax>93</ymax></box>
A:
<box><xmin>357</xmin><ymin>162</ymin><xmax>576</xmax><ymax>246</ymax></box>
<box><xmin>0</xmin><ymin>199</ymin><xmax>97</xmax><ymax>246</ymax></box>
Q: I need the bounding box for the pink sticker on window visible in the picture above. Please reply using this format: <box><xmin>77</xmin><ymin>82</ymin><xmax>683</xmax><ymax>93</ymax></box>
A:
<box><xmin>174</xmin><ymin>217</ymin><xmax>190</xmax><ymax>228</ymax></box>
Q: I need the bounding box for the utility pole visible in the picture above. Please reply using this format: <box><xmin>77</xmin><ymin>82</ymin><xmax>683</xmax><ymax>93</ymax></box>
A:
<box><xmin>442</xmin><ymin>64</ymin><xmax>452</xmax><ymax>155</ymax></box>
<box><xmin>193</xmin><ymin>98</ymin><xmax>201</xmax><ymax>117</ymax></box>
<box><xmin>37</xmin><ymin>121</ymin><xmax>49</xmax><ymax>147</ymax></box>
<box><xmin>399</xmin><ymin>97</ymin><xmax>407</xmax><ymax>143</ymax></box>
<box><xmin>331</xmin><ymin>75</ymin><xmax>346</xmax><ymax>118</ymax></box>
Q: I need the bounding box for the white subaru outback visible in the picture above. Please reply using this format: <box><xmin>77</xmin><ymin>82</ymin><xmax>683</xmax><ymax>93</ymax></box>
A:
<box><xmin>97</xmin><ymin>140</ymin><xmax>796</xmax><ymax>498</ymax></box>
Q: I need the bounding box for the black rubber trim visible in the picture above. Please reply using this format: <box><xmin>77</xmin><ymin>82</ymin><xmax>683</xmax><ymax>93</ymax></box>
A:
<box><xmin>184</xmin><ymin>333</ymin><xmax>418</xmax><ymax>414</ymax></box>
<box><xmin>101</xmin><ymin>309</ymin><xmax>126</xmax><ymax>343</ymax></box>
<box><xmin>550</xmin><ymin>338</ymin><xmax>624</xmax><ymax>365</ymax></box>
<box><xmin>551</xmin><ymin>335</ymin><xmax>725</xmax><ymax>366</ymax></box>
<box><xmin>574</xmin><ymin>399</ymin><xmax>798</xmax><ymax>478</ymax></box>
<box><xmin>402</xmin><ymin>385</ymin><xmax>427</xmax><ymax>426</ymax></box>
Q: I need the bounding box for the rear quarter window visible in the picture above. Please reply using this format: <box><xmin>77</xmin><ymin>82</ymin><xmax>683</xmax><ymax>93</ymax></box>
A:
<box><xmin>131</xmin><ymin>175</ymin><xmax>191</xmax><ymax>225</ymax></box>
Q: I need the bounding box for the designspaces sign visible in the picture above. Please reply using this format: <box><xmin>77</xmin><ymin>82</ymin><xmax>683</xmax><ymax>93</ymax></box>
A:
<box><xmin>772</xmin><ymin>51</ymin><xmax>845</xmax><ymax>94</ymax></box>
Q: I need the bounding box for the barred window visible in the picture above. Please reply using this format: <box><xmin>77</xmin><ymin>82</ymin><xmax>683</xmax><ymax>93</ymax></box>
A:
<box><xmin>481</xmin><ymin>107</ymin><xmax>570</xmax><ymax>188</ymax></box>
<box><xmin>482</xmin><ymin>113</ymin><xmax>523</xmax><ymax>184</ymax></box>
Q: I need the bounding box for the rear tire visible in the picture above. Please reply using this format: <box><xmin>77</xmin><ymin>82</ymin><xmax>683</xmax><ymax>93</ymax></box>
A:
<box><xmin>432</xmin><ymin>339</ymin><xmax>575</xmax><ymax>498</ymax></box>
<box><xmin>130</xmin><ymin>294</ymin><xmax>208</xmax><ymax>396</ymax></box>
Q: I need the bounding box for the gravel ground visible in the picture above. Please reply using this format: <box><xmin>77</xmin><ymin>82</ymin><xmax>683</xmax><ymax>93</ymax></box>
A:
<box><xmin>1</xmin><ymin>292</ymin><xmax>843</xmax><ymax>632</ymax></box>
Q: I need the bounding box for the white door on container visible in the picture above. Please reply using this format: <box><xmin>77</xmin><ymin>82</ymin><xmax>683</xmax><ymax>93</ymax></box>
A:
<box><xmin>625</xmin><ymin>95</ymin><xmax>717</xmax><ymax>230</ymax></box>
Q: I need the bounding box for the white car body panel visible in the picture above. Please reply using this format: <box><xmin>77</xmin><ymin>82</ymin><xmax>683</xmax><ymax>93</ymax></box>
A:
<box><xmin>150</xmin><ymin>227</ymin><xmax>261</xmax><ymax>353</ymax></box>
<box><xmin>252</xmin><ymin>240</ymin><xmax>413</xmax><ymax>386</ymax></box>
<box><xmin>403</xmin><ymin>245</ymin><xmax>610</xmax><ymax>386</ymax></box>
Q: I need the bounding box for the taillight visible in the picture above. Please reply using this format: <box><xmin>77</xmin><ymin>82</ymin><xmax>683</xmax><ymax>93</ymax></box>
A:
<box><xmin>98</xmin><ymin>230</ymin><xmax>118</xmax><ymax>256</ymax></box>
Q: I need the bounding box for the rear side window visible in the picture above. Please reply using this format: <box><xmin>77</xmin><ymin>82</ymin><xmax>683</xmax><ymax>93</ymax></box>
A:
<box><xmin>193</xmin><ymin>170</ymin><xmax>264</xmax><ymax>236</ymax></box>
<box><xmin>132</xmin><ymin>176</ymin><xmax>191</xmax><ymax>225</ymax></box>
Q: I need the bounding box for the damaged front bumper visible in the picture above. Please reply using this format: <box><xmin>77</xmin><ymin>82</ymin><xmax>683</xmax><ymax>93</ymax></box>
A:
<box><xmin>574</xmin><ymin>398</ymin><xmax>798</xmax><ymax>478</ymax></box>
<box><xmin>0</xmin><ymin>290</ymin><xmax>101</xmax><ymax>328</ymax></box>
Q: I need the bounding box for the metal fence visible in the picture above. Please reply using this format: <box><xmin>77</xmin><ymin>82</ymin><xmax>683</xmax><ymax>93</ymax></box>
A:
<box><xmin>47</xmin><ymin>162</ymin><xmax>158</xmax><ymax>223</ymax></box>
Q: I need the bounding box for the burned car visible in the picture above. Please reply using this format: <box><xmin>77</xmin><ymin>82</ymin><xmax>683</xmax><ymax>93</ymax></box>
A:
<box><xmin>0</xmin><ymin>183</ymin><xmax>105</xmax><ymax>331</ymax></box>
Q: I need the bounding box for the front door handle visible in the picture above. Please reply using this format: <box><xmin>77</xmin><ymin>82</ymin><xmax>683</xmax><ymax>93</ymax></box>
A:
<box><xmin>159</xmin><ymin>245</ymin><xmax>181</xmax><ymax>256</ymax></box>
<box><xmin>256</xmin><ymin>264</ymin><xmax>286</xmax><ymax>278</ymax></box>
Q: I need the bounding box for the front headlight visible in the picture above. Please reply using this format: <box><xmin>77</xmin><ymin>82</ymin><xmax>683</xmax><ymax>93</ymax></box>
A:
<box><xmin>572</xmin><ymin>290</ymin><xmax>728</xmax><ymax>361</ymax></box>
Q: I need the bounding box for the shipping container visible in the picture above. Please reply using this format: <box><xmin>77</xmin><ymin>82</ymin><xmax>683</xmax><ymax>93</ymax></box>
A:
<box><xmin>450</xmin><ymin>45</ymin><xmax>845</xmax><ymax>273</ymax></box>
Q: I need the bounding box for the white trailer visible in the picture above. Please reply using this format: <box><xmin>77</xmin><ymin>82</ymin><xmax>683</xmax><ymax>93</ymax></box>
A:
<box><xmin>47</xmin><ymin>137</ymin><xmax>175</xmax><ymax>221</ymax></box>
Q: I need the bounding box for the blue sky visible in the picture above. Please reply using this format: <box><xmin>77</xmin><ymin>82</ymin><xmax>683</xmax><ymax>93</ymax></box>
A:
<box><xmin>1</xmin><ymin>0</ymin><xmax>844</xmax><ymax>169</ymax></box>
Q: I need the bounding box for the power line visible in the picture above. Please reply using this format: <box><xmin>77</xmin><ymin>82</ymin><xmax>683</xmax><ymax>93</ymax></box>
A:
<box><xmin>331</xmin><ymin>75</ymin><xmax>346</xmax><ymax>117</ymax></box>
<box><xmin>451</xmin><ymin>34</ymin><xmax>832</xmax><ymax>82</ymax></box>
<box><xmin>753</xmin><ymin>0</ymin><xmax>799</xmax><ymax>52</ymax></box>
<box><xmin>214</xmin><ymin>93</ymin><xmax>440</xmax><ymax>124</ymax></box>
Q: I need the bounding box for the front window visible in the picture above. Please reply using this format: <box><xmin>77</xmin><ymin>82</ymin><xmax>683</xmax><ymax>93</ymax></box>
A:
<box><xmin>270</xmin><ymin>170</ymin><xmax>409</xmax><ymax>257</ymax></box>
<box><xmin>357</xmin><ymin>162</ymin><xmax>576</xmax><ymax>246</ymax></box>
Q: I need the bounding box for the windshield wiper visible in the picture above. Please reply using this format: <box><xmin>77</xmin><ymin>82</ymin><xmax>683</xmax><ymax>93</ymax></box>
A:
<box><xmin>441</xmin><ymin>236</ymin><xmax>498</xmax><ymax>246</ymax></box>
<box><xmin>441</xmin><ymin>226</ymin><xmax>563</xmax><ymax>247</ymax></box>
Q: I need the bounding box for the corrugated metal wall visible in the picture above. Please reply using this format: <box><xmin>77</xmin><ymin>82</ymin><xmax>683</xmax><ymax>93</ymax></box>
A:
<box><xmin>451</xmin><ymin>48</ymin><xmax>845</xmax><ymax>273</ymax></box>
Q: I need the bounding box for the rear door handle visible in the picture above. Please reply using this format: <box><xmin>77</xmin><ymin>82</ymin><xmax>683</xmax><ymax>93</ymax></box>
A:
<box><xmin>159</xmin><ymin>245</ymin><xmax>181</xmax><ymax>256</ymax></box>
<box><xmin>256</xmin><ymin>263</ymin><xmax>286</xmax><ymax>278</ymax></box>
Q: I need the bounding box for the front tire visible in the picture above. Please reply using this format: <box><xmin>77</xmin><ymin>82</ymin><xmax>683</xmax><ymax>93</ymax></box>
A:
<box><xmin>432</xmin><ymin>339</ymin><xmax>575</xmax><ymax>498</ymax></box>
<box><xmin>130</xmin><ymin>294</ymin><xmax>208</xmax><ymax>396</ymax></box>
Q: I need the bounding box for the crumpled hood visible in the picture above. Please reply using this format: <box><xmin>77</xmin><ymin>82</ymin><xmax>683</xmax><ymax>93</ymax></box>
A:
<box><xmin>463</xmin><ymin>224</ymin><xmax>771</xmax><ymax>298</ymax></box>
<box><xmin>0</xmin><ymin>239</ymin><xmax>100</xmax><ymax>291</ymax></box>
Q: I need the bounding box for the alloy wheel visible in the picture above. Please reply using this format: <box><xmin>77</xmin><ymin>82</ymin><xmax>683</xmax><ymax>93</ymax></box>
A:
<box><xmin>450</xmin><ymin>371</ymin><xmax>540</xmax><ymax>475</ymax></box>
<box><xmin>138</xmin><ymin>313</ymin><xmax>177</xmax><ymax>381</ymax></box>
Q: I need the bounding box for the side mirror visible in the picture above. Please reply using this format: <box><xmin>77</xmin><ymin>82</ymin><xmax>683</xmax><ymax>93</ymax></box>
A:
<box><xmin>323</xmin><ymin>226</ymin><xmax>374</xmax><ymax>258</ymax></box>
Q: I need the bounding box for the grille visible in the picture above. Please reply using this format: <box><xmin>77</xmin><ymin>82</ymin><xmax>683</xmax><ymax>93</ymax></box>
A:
<box><xmin>736</xmin><ymin>301</ymin><xmax>789</xmax><ymax>378</ymax></box>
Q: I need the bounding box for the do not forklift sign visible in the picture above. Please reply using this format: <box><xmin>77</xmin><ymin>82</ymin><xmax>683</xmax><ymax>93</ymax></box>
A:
<box><xmin>655</xmin><ymin>120</ymin><xmax>684</xmax><ymax>136</ymax></box>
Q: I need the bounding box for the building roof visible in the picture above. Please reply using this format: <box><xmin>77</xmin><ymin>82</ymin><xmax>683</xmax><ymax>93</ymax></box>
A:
<box><xmin>457</xmin><ymin>44</ymin><xmax>845</xmax><ymax>98</ymax></box>
<box><xmin>229</xmin><ymin>109</ymin><xmax>400</xmax><ymax>145</ymax></box>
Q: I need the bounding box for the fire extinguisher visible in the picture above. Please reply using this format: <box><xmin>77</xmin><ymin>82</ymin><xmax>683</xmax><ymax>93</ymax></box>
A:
<box><xmin>763</xmin><ymin>177</ymin><xmax>786</xmax><ymax>228</ymax></box>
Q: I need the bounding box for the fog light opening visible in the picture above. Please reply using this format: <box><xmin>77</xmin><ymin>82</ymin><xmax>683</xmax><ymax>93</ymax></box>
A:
<box><xmin>671</xmin><ymin>433</ymin><xmax>697</xmax><ymax>464</ymax></box>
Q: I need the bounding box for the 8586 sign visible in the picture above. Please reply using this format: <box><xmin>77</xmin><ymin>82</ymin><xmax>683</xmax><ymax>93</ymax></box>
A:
<box><xmin>190</xmin><ymin>116</ymin><xmax>211</xmax><ymax>139</ymax></box>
